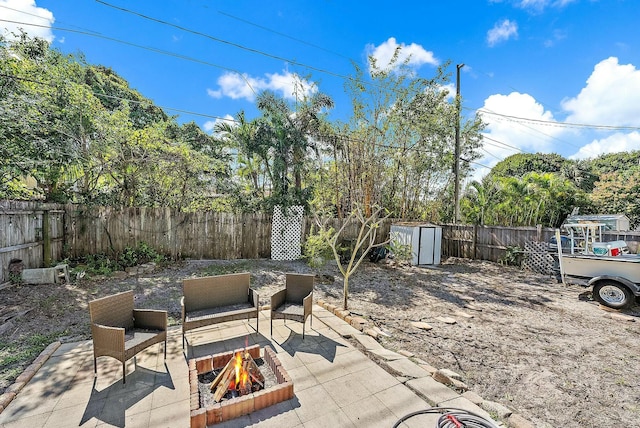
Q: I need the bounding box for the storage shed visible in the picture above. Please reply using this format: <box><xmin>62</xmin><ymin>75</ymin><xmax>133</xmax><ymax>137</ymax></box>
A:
<box><xmin>563</xmin><ymin>214</ymin><xmax>630</xmax><ymax>231</ymax></box>
<box><xmin>390</xmin><ymin>223</ymin><xmax>442</xmax><ymax>265</ymax></box>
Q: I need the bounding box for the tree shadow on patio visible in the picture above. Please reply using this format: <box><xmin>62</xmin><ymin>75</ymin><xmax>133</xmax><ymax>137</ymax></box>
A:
<box><xmin>80</xmin><ymin>364</ymin><xmax>174</xmax><ymax>427</ymax></box>
<box><xmin>274</xmin><ymin>330</ymin><xmax>347</xmax><ymax>363</ymax></box>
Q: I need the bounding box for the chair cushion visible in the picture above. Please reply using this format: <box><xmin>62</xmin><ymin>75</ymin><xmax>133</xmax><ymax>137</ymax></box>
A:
<box><xmin>124</xmin><ymin>328</ymin><xmax>165</xmax><ymax>358</ymax></box>
<box><xmin>273</xmin><ymin>303</ymin><xmax>304</xmax><ymax>317</ymax></box>
<box><xmin>185</xmin><ymin>302</ymin><xmax>256</xmax><ymax>323</ymax></box>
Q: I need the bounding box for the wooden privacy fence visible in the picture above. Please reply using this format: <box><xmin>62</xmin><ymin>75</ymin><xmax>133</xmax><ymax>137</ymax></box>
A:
<box><xmin>440</xmin><ymin>223</ymin><xmax>640</xmax><ymax>262</ymax></box>
<box><xmin>64</xmin><ymin>205</ymin><xmax>394</xmax><ymax>261</ymax></box>
<box><xmin>5</xmin><ymin>199</ymin><xmax>640</xmax><ymax>283</ymax></box>
<box><xmin>0</xmin><ymin>200</ymin><xmax>65</xmax><ymax>284</ymax></box>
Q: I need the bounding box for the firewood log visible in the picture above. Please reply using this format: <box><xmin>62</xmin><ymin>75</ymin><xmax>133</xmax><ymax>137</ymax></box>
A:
<box><xmin>209</xmin><ymin>358</ymin><xmax>233</xmax><ymax>391</ymax></box>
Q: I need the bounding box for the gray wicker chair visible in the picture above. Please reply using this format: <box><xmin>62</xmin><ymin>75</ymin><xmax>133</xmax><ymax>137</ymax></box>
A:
<box><xmin>271</xmin><ymin>273</ymin><xmax>314</xmax><ymax>339</ymax></box>
<box><xmin>89</xmin><ymin>290</ymin><xmax>167</xmax><ymax>384</ymax></box>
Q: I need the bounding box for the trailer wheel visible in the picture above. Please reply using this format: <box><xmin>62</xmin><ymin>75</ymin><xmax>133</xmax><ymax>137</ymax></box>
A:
<box><xmin>592</xmin><ymin>281</ymin><xmax>634</xmax><ymax>309</ymax></box>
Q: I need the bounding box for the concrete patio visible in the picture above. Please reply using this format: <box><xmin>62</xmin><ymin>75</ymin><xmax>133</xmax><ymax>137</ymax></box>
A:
<box><xmin>0</xmin><ymin>306</ymin><xmax>498</xmax><ymax>428</ymax></box>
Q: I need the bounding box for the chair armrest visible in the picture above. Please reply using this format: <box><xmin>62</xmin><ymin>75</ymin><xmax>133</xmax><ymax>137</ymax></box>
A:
<box><xmin>91</xmin><ymin>323</ymin><xmax>125</xmax><ymax>350</ymax></box>
<box><xmin>249</xmin><ymin>288</ymin><xmax>260</xmax><ymax>309</ymax></box>
<box><xmin>303</xmin><ymin>291</ymin><xmax>313</xmax><ymax>318</ymax></box>
<box><xmin>133</xmin><ymin>309</ymin><xmax>167</xmax><ymax>330</ymax></box>
<box><xmin>271</xmin><ymin>289</ymin><xmax>286</xmax><ymax>311</ymax></box>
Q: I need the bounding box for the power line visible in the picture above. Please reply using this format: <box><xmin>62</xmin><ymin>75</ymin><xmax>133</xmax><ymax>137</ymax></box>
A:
<box><xmin>95</xmin><ymin>0</ymin><xmax>359</xmax><ymax>84</ymax></box>
<box><xmin>482</xmin><ymin>135</ymin><xmax>523</xmax><ymax>153</ymax></box>
<box><xmin>476</xmin><ymin>108</ymin><xmax>640</xmax><ymax>131</ymax></box>
<box><xmin>474</xmin><ymin>106</ymin><xmax>602</xmax><ymax>158</ymax></box>
<box><xmin>0</xmin><ymin>18</ymin><xmax>257</xmax><ymax>96</ymax></box>
<box><xmin>0</xmin><ymin>4</ymin><xmax>101</xmax><ymax>35</ymax></box>
<box><xmin>217</xmin><ymin>10</ymin><xmax>352</xmax><ymax>61</ymax></box>
<box><xmin>461</xmin><ymin>157</ymin><xmax>493</xmax><ymax>170</ymax></box>
<box><xmin>480</xmin><ymin>146</ymin><xmax>504</xmax><ymax>162</ymax></box>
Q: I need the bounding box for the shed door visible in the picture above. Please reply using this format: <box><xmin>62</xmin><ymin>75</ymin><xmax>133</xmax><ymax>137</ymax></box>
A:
<box><xmin>417</xmin><ymin>227</ymin><xmax>441</xmax><ymax>265</ymax></box>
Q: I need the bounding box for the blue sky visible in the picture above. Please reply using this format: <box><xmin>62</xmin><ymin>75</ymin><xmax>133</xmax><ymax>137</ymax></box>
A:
<box><xmin>2</xmin><ymin>0</ymin><xmax>640</xmax><ymax>181</ymax></box>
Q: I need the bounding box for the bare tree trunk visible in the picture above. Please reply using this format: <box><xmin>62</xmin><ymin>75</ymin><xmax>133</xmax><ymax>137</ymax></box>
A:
<box><xmin>342</xmin><ymin>276</ymin><xmax>349</xmax><ymax>310</ymax></box>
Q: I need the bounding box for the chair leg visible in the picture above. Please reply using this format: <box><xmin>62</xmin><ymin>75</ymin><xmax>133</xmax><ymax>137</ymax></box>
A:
<box><xmin>182</xmin><ymin>331</ymin><xmax>185</xmax><ymax>350</ymax></box>
<box><xmin>164</xmin><ymin>338</ymin><xmax>167</xmax><ymax>360</ymax></box>
<box><xmin>302</xmin><ymin>320</ymin><xmax>305</xmax><ymax>340</ymax></box>
<box><xmin>94</xmin><ymin>357</ymin><xmax>97</xmax><ymax>374</ymax></box>
<box><xmin>270</xmin><ymin>317</ymin><xmax>273</xmax><ymax>337</ymax></box>
<box><xmin>122</xmin><ymin>361</ymin><xmax>126</xmax><ymax>384</ymax></box>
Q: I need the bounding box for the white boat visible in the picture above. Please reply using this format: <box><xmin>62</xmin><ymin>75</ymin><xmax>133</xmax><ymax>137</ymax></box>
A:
<box><xmin>556</xmin><ymin>224</ymin><xmax>640</xmax><ymax>309</ymax></box>
<box><xmin>560</xmin><ymin>253</ymin><xmax>640</xmax><ymax>284</ymax></box>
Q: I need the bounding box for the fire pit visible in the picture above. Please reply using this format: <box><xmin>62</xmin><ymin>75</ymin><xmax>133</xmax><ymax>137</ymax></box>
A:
<box><xmin>189</xmin><ymin>344</ymin><xmax>293</xmax><ymax>427</ymax></box>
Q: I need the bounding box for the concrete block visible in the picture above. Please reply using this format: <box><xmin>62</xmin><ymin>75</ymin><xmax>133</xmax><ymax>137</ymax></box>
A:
<box><xmin>21</xmin><ymin>267</ymin><xmax>56</xmax><ymax>284</ymax></box>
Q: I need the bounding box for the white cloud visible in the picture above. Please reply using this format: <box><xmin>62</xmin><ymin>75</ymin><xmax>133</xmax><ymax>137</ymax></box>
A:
<box><xmin>562</xmin><ymin>57</ymin><xmax>640</xmax><ymax>126</ymax></box>
<box><xmin>439</xmin><ymin>83</ymin><xmax>456</xmax><ymax>101</ymax></box>
<box><xmin>207</xmin><ymin>70</ymin><xmax>316</xmax><ymax>102</ymax></box>
<box><xmin>569</xmin><ymin>131</ymin><xmax>640</xmax><ymax>160</ymax></box>
<box><xmin>203</xmin><ymin>114</ymin><xmax>235</xmax><ymax>134</ymax></box>
<box><xmin>0</xmin><ymin>0</ymin><xmax>54</xmax><ymax>42</ymax></box>
<box><xmin>366</xmin><ymin>37</ymin><xmax>439</xmax><ymax>72</ymax></box>
<box><xmin>496</xmin><ymin>0</ymin><xmax>576</xmax><ymax>12</ymax></box>
<box><xmin>471</xmin><ymin>92</ymin><xmax>570</xmax><ymax>181</ymax></box>
<box><xmin>487</xmin><ymin>19</ymin><xmax>518</xmax><ymax>47</ymax></box>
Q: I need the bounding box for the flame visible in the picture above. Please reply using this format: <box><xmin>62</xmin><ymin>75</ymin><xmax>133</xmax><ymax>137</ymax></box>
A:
<box><xmin>234</xmin><ymin>352</ymin><xmax>243</xmax><ymax>386</ymax></box>
<box><xmin>241</xmin><ymin>371</ymin><xmax>248</xmax><ymax>388</ymax></box>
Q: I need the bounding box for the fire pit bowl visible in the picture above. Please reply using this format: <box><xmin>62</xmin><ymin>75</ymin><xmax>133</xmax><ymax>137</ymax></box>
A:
<box><xmin>189</xmin><ymin>344</ymin><xmax>293</xmax><ymax>427</ymax></box>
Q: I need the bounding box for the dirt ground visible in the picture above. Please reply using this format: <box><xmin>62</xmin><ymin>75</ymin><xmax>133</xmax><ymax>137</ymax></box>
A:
<box><xmin>1</xmin><ymin>257</ymin><xmax>639</xmax><ymax>427</ymax></box>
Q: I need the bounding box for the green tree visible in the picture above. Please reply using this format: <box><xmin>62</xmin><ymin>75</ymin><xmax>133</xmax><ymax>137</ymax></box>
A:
<box><xmin>489</xmin><ymin>153</ymin><xmax>566</xmax><ymax>179</ymax></box>
<box><xmin>0</xmin><ymin>33</ymin><xmax>105</xmax><ymax>201</ymax></box>
<box><xmin>316</xmin><ymin>205</ymin><xmax>391</xmax><ymax>310</ymax></box>
<box><xmin>590</xmin><ymin>170</ymin><xmax>640</xmax><ymax>228</ymax></box>
<box><xmin>464</xmin><ymin>172</ymin><xmax>587</xmax><ymax>227</ymax></box>
<box><xmin>252</xmin><ymin>87</ymin><xmax>333</xmax><ymax>209</ymax></box>
<box><xmin>328</xmin><ymin>47</ymin><xmax>484</xmax><ymax>220</ymax></box>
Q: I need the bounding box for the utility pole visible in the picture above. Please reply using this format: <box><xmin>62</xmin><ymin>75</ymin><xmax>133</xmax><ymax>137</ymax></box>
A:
<box><xmin>454</xmin><ymin>63</ymin><xmax>464</xmax><ymax>223</ymax></box>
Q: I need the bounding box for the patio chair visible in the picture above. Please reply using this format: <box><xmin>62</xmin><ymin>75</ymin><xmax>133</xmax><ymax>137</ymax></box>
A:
<box><xmin>271</xmin><ymin>273</ymin><xmax>314</xmax><ymax>339</ymax></box>
<box><xmin>89</xmin><ymin>290</ymin><xmax>167</xmax><ymax>384</ymax></box>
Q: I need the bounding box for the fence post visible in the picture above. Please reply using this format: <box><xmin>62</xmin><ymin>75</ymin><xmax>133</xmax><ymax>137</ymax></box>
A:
<box><xmin>536</xmin><ymin>224</ymin><xmax>543</xmax><ymax>242</ymax></box>
<box><xmin>42</xmin><ymin>210</ymin><xmax>51</xmax><ymax>267</ymax></box>
<box><xmin>473</xmin><ymin>224</ymin><xmax>478</xmax><ymax>260</ymax></box>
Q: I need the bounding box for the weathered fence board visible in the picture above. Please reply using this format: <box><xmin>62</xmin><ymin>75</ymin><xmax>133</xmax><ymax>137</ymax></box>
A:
<box><xmin>64</xmin><ymin>206</ymin><xmax>393</xmax><ymax>261</ymax></box>
<box><xmin>6</xmin><ymin>198</ymin><xmax>640</xmax><ymax>283</ymax></box>
<box><xmin>440</xmin><ymin>224</ymin><xmax>640</xmax><ymax>263</ymax></box>
<box><xmin>0</xmin><ymin>200</ymin><xmax>65</xmax><ymax>283</ymax></box>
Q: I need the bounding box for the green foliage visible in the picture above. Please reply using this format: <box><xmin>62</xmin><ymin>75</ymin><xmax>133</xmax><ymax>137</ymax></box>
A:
<box><xmin>0</xmin><ymin>34</ymin><xmax>231</xmax><ymax>209</ymax></box>
<box><xmin>387</xmin><ymin>241</ymin><xmax>412</xmax><ymax>264</ymax></box>
<box><xmin>588</xmin><ymin>151</ymin><xmax>640</xmax><ymax>175</ymax></box>
<box><xmin>326</xmin><ymin>51</ymin><xmax>485</xmax><ymax>220</ymax></box>
<box><xmin>303</xmin><ymin>225</ymin><xmax>335</xmax><ymax>268</ymax></box>
<box><xmin>589</xmin><ymin>170</ymin><xmax>640</xmax><ymax>228</ymax></box>
<box><xmin>8</xmin><ymin>271</ymin><xmax>23</xmax><ymax>285</ymax></box>
<box><xmin>0</xmin><ymin>331</ymin><xmax>66</xmax><ymax>385</ymax></box>
<box><xmin>118</xmin><ymin>242</ymin><xmax>166</xmax><ymax>268</ymax></box>
<box><xmin>462</xmin><ymin>172</ymin><xmax>589</xmax><ymax>227</ymax></box>
<box><xmin>499</xmin><ymin>245</ymin><xmax>523</xmax><ymax>267</ymax></box>
<box><xmin>69</xmin><ymin>242</ymin><xmax>166</xmax><ymax>277</ymax></box>
<box><xmin>489</xmin><ymin>153</ymin><xmax>599</xmax><ymax>194</ymax></box>
<box><xmin>489</xmin><ymin>153</ymin><xmax>566</xmax><ymax>178</ymax></box>
<box><xmin>76</xmin><ymin>253</ymin><xmax>118</xmax><ymax>276</ymax></box>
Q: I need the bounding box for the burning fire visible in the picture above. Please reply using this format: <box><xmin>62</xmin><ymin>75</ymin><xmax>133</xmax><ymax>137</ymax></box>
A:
<box><xmin>230</xmin><ymin>352</ymin><xmax>253</xmax><ymax>394</ymax></box>
<box><xmin>234</xmin><ymin>353</ymin><xmax>242</xmax><ymax>387</ymax></box>
<box><xmin>210</xmin><ymin>349</ymin><xmax>265</xmax><ymax>401</ymax></box>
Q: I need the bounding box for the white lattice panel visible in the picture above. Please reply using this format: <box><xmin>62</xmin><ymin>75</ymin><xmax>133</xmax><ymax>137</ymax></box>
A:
<box><xmin>271</xmin><ymin>205</ymin><xmax>304</xmax><ymax>260</ymax></box>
